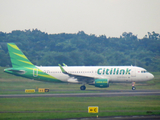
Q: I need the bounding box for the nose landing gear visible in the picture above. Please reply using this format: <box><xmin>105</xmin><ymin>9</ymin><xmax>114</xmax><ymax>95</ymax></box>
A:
<box><xmin>132</xmin><ymin>82</ymin><xmax>136</xmax><ymax>90</ymax></box>
<box><xmin>132</xmin><ymin>86</ymin><xmax>136</xmax><ymax>90</ymax></box>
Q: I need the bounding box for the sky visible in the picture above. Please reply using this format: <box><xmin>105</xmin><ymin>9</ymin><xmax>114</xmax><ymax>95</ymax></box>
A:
<box><xmin>0</xmin><ymin>0</ymin><xmax>160</xmax><ymax>38</ymax></box>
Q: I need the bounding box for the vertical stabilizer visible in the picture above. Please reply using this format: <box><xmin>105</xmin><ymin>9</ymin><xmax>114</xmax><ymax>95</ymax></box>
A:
<box><xmin>7</xmin><ymin>43</ymin><xmax>34</xmax><ymax>68</ymax></box>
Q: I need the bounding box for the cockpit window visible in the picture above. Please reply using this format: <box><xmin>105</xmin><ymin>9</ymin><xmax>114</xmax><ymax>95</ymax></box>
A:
<box><xmin>141</xmin><ymin>70</ymin><xmax>148</xmax><ymax>73</ymax></box>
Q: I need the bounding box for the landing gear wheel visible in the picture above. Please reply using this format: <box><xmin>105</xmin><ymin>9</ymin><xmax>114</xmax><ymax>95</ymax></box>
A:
<box><xmin>132</xmin><ymin>86</ymin><xmax>136</xmax><ymax>90</ymax></box>
<box><xmin>80</xmin><ymin>86</ymin><xmax>86</xmax><ymax>90</ymax></box>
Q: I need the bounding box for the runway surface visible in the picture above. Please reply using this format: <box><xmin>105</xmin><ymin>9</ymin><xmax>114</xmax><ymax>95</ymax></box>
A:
<box><xmin>65</xmin><ymin>115</ymin><xmax>160</xmax><ymax>120</ymax></box>
<box><xmin>0</xmin><ymin>90</ymin><xmax>160</xmax><ymax>98</ymax></box>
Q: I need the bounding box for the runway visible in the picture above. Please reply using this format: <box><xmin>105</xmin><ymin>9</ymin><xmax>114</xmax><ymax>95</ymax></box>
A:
<box><xmin>66</xmin><ymin>115</ymin><xmax>160</xmax><ymax>120</ymax></box>
<box><xmin>0</xmin><ymin>90</ymin><xmax>160</xmax><ymax>98</ymax></box>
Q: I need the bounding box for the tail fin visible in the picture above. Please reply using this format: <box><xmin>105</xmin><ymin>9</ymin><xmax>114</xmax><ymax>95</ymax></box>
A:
<box><xmin>7</xmin><ymin>43</ymin><xmax>34</xmax><ymax>68</ymax></box>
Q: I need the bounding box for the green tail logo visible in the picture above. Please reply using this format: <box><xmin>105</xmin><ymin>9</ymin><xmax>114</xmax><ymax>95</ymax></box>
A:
<box><xmin>7</xmin><ymin>43</ymin><xmax>34</xmax><ymax>68</ymax></box>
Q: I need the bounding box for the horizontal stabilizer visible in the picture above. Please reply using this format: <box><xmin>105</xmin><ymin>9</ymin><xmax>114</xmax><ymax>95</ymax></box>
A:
<box><xmin>4</xmin><ymin>68</ymin><xmax>25</xmax><ymax>74</ymax></box>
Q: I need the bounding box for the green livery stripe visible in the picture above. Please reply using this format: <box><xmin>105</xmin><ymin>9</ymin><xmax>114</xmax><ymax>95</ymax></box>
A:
<box><xmin>8</xmin><ymin>43</ymin><xmax>20</xmax><ymax>51</ymax></box>
<box><xmin>25</xmin><ymin>67</ymin><xmax>43</xmax><ymax>72</ymax></box>
<box><xmin>18</xmin><ymin>60</ymin><xmax>33</xmax><ymax>65</ymax></box>
<box><xmin>25</xmin><ymin>67</ymin><xmax>58</xmax><ymax>80</ymax></box>
<box><xmin>7</xmin><ymin>43</ymin><xmax>34</xmax><ymax>67</ymax></box>
<box><xmin>13</xmin><ymin>52</ymin><xmax>28</xmax><ymax>59</ymax></box>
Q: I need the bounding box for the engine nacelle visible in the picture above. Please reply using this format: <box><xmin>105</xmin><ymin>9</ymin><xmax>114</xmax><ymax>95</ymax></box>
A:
<box><xmin>94</xmin><ymin>79</ymin><xmax>109</xmax><ymax>88</ymax></box>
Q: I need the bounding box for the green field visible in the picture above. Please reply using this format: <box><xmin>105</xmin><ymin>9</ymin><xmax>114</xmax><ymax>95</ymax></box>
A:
<box><xmin>1</xmin><ymin>96</ymin><xmax>160</xmax><ymax>120</ymax></box>
<box><xmin>0</xmin><ymin>67</ymin><xmax>160</xmax><ymax>119</ymax></box>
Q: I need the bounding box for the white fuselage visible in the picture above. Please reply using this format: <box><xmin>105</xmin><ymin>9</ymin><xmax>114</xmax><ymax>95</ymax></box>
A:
<box><xmin>37</xmin><ymin>66</ymin><xmax>154</xmax><ymax>83</ymax></box>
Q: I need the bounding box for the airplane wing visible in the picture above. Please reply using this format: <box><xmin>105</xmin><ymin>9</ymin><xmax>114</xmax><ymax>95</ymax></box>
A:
<box><xmin>58</xmin><ymin>64</ymin><xmax>94</xmax><ymax>84</ymax></box>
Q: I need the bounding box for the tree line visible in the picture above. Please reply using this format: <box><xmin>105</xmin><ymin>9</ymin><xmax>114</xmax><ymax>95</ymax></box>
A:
<box><xmin>0</xmin><ymin>29</ymin><xmax>160</xmax><ymax>72</ymax></box>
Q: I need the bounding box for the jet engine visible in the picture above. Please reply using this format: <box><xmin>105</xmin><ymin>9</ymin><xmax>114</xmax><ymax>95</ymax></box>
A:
<box><xmin>94</xmin><ymin>79</ymin><xmax>109</xmax><ymax>88</ymax></box>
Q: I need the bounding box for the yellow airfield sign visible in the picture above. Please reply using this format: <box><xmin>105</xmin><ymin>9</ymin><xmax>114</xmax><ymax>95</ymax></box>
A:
<box><xmin>88</xmin><ymin>106</ymin><xmax>99</xmax><ymax>113</ymax></box>
<box><xmin>25</xmin><ymin>89</ymin><xmax>35</xmax><ymax>93</ymax></box>
<box><xmin>38</xmin><ymin>88</ymin><xmax>49</xmax><ymax>92</ymax></box>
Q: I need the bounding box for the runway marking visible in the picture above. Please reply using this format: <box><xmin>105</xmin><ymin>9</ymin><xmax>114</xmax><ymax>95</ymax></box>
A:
<box><xmin>0</xmin><ymin>91</ymin><xmax>160</xmax><ymax>98</ymax></box>
<box><xmin>1</xmin><ymin>110</ymin><xmax>160</xmax><ymax>113</ymax></box>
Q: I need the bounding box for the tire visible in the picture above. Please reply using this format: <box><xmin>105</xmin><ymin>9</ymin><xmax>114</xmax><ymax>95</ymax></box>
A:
<box><xmin>132</xmin><ymin>86</ymin><xmax>136</xmax><ymax>90</ymax></box>
<box><xmin>80</xmin><ymin>86</ymin><xmax>86</xmax><ymax>90</ymax></box>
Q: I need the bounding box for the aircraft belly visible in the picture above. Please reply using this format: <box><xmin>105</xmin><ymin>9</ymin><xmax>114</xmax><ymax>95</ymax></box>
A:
<box><xmin>109</xmin><ymin>75</ymin><xmax>131</xmax><ymax>82</ymax></box>
<box><xmin>52</xmin><ymin>74</ymin><xmax>69</xmax><ymax>82</ymax></box>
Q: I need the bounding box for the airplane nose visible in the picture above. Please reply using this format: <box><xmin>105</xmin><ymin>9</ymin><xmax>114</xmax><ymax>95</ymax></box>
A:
<box><xmin>150</xmin><ymin>73</ymin><xmax>154</xmax><ymax>80</ymax></box>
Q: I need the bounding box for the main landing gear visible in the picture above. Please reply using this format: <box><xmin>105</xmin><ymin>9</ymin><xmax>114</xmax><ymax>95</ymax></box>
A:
<box><xmin>80</xmin><ymin>85</ymin><xmax>86</xmax><ymax>90</ymax></box>
<box><xmin>132</xmin><ymin>82</ymin><xmax>136</xmax><ymax>90</ymax></box>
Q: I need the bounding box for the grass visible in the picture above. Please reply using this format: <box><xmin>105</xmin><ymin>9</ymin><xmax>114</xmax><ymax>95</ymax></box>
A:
<box><xmin>0</xmin><ymin>67</ymin><xmax>160</xmax><ymax>119</ymax></box>
<box><xmin>0</xmin><ymin>96</ymin><xmax>160</xmax><ymax>119</ymax></box>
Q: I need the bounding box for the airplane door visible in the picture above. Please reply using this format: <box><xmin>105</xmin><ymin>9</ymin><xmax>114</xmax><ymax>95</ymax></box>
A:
<box><xmin>131</xmin><ymin>68</ymin><xmax>136</xmax><ymax>77</ymax></box>
<box><xmin>33</xmin><ymin>69</ymin><xmax>38</xmax><ymax>77</ymax></box>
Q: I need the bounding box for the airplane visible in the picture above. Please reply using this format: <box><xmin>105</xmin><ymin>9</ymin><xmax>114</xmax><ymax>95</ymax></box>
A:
<box><xmin>4</xmin><ymin>43</ymin><xmax>154</xmax><ymax>90</ymax></box>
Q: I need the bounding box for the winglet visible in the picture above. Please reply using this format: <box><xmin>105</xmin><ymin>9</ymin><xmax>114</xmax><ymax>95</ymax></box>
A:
<box><xmin>63</xmin><ymin>63</ymin><xmax>67</xmax><ymax>67</ymax></box>
<box><xmin>58</xmin><ymin>64</ymin><xmax>67</xmax><ymax>73</ymax></box>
